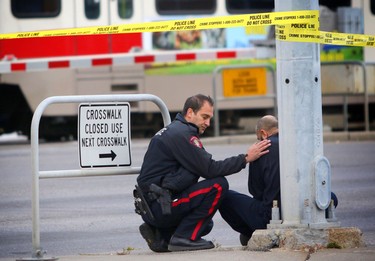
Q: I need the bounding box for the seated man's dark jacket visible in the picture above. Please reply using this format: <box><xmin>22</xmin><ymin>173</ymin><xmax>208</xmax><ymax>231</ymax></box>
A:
<box><xmin>248</xmin><ymin>134</ymin><xmax>280</xmax><ymax>221</ymax></box>
<box><xmin>137</xmin><ymin>113</ymin><xmax>247</xmax><ymax>192</ymax></box>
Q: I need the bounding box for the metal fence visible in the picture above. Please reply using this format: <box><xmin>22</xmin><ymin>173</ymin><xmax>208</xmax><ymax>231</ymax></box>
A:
<box><xmin>28</xmin><ymin>94</ymin><xmax>171</xmax><ymax>259</ymax></box>
<box><xmin>321</xmin><ymin>61</ymin><xmax>371</xmax><ymax>132</ymax></box>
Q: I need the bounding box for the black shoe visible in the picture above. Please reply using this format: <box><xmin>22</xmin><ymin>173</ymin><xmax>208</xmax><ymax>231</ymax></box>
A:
<box><xmin>139</xmin><ymin>223</ymin><xmax>170</xmax><ymax>252</ymax></box>
<box><xmin>168</xmin><ymin>235</ymin><xmax>215</xmax><ymax>252</ymax></box>
<box><xmin>239</xmin><ymin>233</ymin><xmax>250</xmax><ymax>246</ymax></box>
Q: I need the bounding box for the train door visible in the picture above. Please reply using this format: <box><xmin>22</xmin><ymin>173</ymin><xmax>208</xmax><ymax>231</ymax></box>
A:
<box><xmin>357</xmin><ymin>0</ymin><xmax>375</xmax><ymax>63</ymax></box>
<box><xmin>74</xmin><ymin>0</ymin><xmax>109</xmax><ymax>28</ymax></box>
<box><xmin>74</xmin><ymin>0</ymin><xmax>146</xmax><ymax>114</ymax></box>
<box><xmin>74</xmin><ymin>0</ymin><xmax>142</xmax><ymax>26</ymax></box>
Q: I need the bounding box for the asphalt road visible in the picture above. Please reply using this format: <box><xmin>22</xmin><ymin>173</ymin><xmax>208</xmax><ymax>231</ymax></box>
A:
<box><xmin>0</xmin><ymin>137</ymin><xmax>374</xmax><ymax>259</ymax></box>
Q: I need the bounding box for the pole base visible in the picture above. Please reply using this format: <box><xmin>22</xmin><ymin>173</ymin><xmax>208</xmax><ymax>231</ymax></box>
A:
<box><xmin>247</xmin><ymin>227</ymin><xmax>365</xmax><ymax>251</ymax></box>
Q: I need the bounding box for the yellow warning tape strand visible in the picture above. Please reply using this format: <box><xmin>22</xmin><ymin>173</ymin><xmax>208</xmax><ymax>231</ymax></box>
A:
<box><xmin>320</xmin><ymin>31</ymin><xmax>375</xmax><ymax>47</ymax></box>
<box><xmin>276</xmin><ymin>24</ymin><xmax>375</xmax><ymax>47</ymax></box>
<box><xmin>0</xmin><ymin>10</ymin><xmax>318</xmax><ymax>39</ymax></box>
<box><xmin>0</xmin><ymin>10</ymin><xmax>374</xmax><ymax>48</ymax></box>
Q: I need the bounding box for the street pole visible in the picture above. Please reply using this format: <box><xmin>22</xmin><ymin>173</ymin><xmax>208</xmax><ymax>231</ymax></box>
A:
<box><xmin>275</xmin><ymin>0</ymin><xmax>332</xmax><ymax>227</ymax></box>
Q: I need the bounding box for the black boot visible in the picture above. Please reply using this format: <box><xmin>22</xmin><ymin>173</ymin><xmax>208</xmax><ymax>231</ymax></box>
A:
<box><xmin>168</xmin><ymin>235</ymin><xmax>215</xmax><ymax>251</ymax></box>
<box><xmin>239</xmin><ymin>233</ymin><xmax>250</xmax><ymax>246</ymax></box>
<box><xmin>139</xmin><ymin>223</ymin><xmax>170</xmax><ymax>252</ymax></box>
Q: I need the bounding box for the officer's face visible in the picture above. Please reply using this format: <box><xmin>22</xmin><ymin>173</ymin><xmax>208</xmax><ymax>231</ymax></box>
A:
<box><xmin>186</xmin><ymin>101</ymin><xmax>213</xmax><ymax>134</ymax></box>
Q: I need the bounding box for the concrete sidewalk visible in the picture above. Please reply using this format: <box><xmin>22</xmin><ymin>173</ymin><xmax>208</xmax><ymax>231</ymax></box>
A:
<box><xmin>4</xmin><ymin>245</ymin><xmax>374</xmax><ymax>261</ymax></box>
<box><xmin>1</xmin><ymin>131</ymin><xmax>374</xmax><ymax>261</ymax></box>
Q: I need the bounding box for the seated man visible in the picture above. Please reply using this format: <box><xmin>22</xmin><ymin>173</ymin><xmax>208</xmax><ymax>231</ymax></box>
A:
<box><xmin>219</xmin><ymin>115</ymin><xmax>338</xmax><ymax>246</ymax></box>
<box><xmin>135</xmin><ymin>94</ymin><xmax>271</xmax><ymax>252</ymax></box>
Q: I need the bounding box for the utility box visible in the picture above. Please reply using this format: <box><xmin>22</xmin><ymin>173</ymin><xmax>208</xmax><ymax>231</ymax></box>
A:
<box><xmin>321</xmin><ymin>64</ymin><xmax>365</xmax><ymax>94</ymax></box>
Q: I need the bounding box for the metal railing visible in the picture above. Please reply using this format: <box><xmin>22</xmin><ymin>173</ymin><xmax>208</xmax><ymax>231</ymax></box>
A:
<box><xmin>28</xmin><ymin>94</ymin><xmax>171</xmax><ymax>259</ymax></box>
<box><xmin>212</xmin><ymin>61</ymin><xmax>373</xmax><ymax>136</ymax></box>
<box><xmin>321</xmin><ymin>61</ymin><xmax>370</xmax><ymax>132</ymax></box>
<box><xmin>212</xmin><ymin>64</ymin><xmax>277</xmax><ymax>137</ymax></box>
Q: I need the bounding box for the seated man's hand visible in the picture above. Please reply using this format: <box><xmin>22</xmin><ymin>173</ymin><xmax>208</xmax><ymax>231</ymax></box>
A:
<box><xmin>245</xmin><ymin>139</ymin><xmax>271</xmax><ymax>163</ymax></box>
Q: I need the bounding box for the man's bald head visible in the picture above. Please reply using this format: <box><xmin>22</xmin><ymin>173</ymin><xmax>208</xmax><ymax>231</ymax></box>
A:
<box><xmin>255</xmin><ymin>115</ymin><xmax>278</xmax><ymax>140</ymax></box>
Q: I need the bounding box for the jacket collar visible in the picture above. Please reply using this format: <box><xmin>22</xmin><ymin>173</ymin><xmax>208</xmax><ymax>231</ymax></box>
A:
<box><xmin>175</xmin><ymin>113</ymin><xmax>199</xmax><ymax>135</ymax></box>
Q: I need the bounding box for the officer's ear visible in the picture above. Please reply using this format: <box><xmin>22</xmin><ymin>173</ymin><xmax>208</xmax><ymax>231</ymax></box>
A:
<box><xmin>186</xmin><ymin>107</ymin><xmax>194</xmax><ymax>119</ymax></box>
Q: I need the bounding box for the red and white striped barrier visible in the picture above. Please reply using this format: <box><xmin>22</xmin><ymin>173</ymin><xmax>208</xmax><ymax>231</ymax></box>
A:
<box><xmin>0</xmin><ymin>48</ymin><xmax>258</xmax><ymax>73</ymax></box>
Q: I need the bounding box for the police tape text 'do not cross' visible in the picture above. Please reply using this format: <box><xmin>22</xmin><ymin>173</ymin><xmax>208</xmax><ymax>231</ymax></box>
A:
<box><xmin>79</xmin><ymin>103</ymin><xmax>131</xmax><ymax>168</ymax></box>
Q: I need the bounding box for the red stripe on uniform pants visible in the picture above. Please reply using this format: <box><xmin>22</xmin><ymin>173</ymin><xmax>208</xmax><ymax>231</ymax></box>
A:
<box><xmin>171</xmin><ymin>183</ymin><xmax>223</xmax><ymax>240</ymax></box>
<box><xmin>171</xmin><ymin>187</ymin><xmax>211</xmax><ymax>207</ymax></box>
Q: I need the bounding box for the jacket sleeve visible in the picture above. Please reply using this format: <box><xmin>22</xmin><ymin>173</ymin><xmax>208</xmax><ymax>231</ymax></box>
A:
<box><xmin>170</xmin><ymin>132</ymin><xmax>247</xmax><ymax>179</ymax></box>
<box><xmin>161</xmin><ymin>166</ymin><xmax>199</xmax><ymax>192</ymax></box>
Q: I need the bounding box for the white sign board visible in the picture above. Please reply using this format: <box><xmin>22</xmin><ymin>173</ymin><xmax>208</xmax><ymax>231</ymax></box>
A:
<box><xmin>79</xmin><ymin>103</ymin><xmax>131</xmax><ymax>168</ymax></box>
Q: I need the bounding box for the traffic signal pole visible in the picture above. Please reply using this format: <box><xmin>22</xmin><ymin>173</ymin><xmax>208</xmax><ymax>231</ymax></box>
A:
<box><xmin>275</xmin><ymin>0</ymin><xmax>332</xmax><ymax>228</ymax></box>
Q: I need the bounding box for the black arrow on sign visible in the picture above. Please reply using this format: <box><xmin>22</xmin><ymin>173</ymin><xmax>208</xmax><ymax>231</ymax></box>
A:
<box><xmin>99</xmin><ymin>150</ymin><xmax>117</xmax><ymax>161</ymax></box>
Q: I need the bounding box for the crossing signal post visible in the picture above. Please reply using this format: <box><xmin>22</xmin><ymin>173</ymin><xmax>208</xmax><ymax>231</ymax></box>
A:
<box><xmin>275</xmin><ymin>0</ymin><xmax>335</xmax><ymax>228</ymax></box>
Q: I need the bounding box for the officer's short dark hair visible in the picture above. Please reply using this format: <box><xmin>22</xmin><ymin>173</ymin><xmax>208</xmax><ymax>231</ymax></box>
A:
<box><xmin>182</xmin><ymin>94</ymin><xmax>214</xmax><ymax>116</ymax></box>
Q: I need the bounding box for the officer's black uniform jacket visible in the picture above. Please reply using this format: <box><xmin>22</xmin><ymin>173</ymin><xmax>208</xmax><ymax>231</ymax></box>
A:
<box><xmin>137</xmin><ymin>113</ymin><xmax>247</xmax><ymax>191</ymax></box>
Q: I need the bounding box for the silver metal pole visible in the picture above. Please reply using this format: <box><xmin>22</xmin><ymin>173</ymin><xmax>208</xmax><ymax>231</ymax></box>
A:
<box><xmin>344</xmin><ymin>95</ymin><xmax>349</xmax><ymax>132</ymax></box>
<box><xmin>30</xmin><ymin>94</ymin><xmax>171</xmax><ymax>259</ymax></box>
<box><xmin>39</xmin><ymin>167</ymin><xmax>141</xmax><ymax>179</ymax></box>
<box><xmin>275</xmin><ymin>0</ymin><xmax>329</xmax><ymax>227</ymax></box>
<box><xmin>30</xmin><ymin>98</ymin><xmax>44</xmax><ymax>257</ymax></box>
<box><xmin>364</xmin><ymin>63</ymin><xmax>369</xmax><ymax>132</ymax></box>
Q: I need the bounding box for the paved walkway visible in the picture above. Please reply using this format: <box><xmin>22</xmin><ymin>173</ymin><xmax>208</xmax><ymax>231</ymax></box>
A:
<box><xmin>2</xmin><ymin>245</ymin><xmax>374</xmax><ymax>261</ymax></box>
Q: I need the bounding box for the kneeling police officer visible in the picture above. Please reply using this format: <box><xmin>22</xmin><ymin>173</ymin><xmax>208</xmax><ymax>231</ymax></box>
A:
<box><xmin>134</xmin><ymin>94</ymin><xmax>270</xmax><ymax>252</ymax></box>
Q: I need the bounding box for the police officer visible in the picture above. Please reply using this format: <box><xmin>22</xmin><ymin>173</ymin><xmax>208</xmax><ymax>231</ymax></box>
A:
<box><xmin>136</xmin><ymin>94</ymin><xmax>271</xmax><ymax>252</ymax></box>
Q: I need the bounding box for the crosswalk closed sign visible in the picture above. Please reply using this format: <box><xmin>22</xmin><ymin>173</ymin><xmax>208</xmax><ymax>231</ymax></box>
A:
<box><xmin>79</xmin><ymin>103</ymin><xmax>131</xmax><ymax>168</ymax></box>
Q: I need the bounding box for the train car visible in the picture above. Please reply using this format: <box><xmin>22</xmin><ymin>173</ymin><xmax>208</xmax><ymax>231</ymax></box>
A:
<box><xmin>0</xmin><ymin>0</ymin><xmax>373</xmax><ymax>140</ymax></box>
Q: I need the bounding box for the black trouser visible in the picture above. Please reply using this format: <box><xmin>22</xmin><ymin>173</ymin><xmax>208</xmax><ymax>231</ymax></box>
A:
<box><xmin>219</xmin><ymin>190</ymin><xmax>340</xmax><ymax>239</ymax></box>
<box><xmin>142</xmin><ymin>177</ymin><xmax>229</xmax><ymax>241</ymax></box>
<box><xmin>219</xmin><ymin>190</ymin><xmax>268</xmax><ymax>238</ymax></box>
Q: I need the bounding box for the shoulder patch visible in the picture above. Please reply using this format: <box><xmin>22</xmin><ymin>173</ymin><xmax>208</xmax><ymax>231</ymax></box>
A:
<box><xmin>190</xmin><ymin>136</ymin><xmax>203</xmax><ymax>148</ymax></box>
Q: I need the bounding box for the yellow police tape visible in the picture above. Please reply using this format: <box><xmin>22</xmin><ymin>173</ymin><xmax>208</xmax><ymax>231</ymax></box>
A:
<box><xmin>0</xmin><ymin>10</ymin><xmax>318</xmax><ymax>38</ymax></box>
<box><xmin>0</xmin><ymin>9</ymin><xmax>374</xmax><ymax>48</ymax></box>
<box><xmin>276</xmin><ymin>24</ymin><xmax>375</xmax><ymax>47</ymax></box>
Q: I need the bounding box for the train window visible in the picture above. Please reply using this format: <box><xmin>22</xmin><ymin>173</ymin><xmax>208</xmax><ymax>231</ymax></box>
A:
<box><xmin>226</xmin><ymin>0</ymin><xmax>274</xmax><ymax>14</ymax></box>
<box><xmin>11</xmin><ymin>0</ymin><xmax>61</xmax><ymax>18</ymax></box>
<box><xmin>118</xmin><ymin>0</ymin><xmax>133</xmax><ymax>19</ymax></box>
<box><xmin>156</xmin><ymin>0</ymin><xmax>216</xmax><ymax>15</ymax></box>
<box><xmin>85</xmin><ymin>0</ymin><xmax>100</xmax><ymax>19</ymax></box>
<box><xmin>371</xmin><ymin>0</ymin><xmax>375</xmax><ymax>15</ymax></box>
<box><xmin>319</xmin><ymin>0</ymin><xmax>351</xmax><ymax>11</ymax></box>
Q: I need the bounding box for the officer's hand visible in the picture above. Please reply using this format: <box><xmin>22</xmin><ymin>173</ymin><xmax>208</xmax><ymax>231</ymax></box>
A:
<box><xmin>245</xmin><ymin>139</ymin><xmax>271</xmax><ymax>163</ymax></box>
